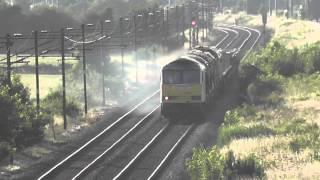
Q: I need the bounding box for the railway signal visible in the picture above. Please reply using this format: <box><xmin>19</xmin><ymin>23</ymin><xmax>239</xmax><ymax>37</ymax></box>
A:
<box><xmin>191</xmin><ymin>20</ymin><xmax>197</xmax><ymax>27</ymax></box>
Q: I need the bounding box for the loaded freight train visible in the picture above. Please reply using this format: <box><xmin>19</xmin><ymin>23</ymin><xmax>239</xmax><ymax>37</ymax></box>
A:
<box><xmin>160</xmin><ymin>46</ymin><xmax>238</xmax><ymax>118</ymax></box>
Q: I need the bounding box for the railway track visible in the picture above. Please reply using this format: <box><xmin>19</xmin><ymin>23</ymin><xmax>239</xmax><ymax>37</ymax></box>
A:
<box><xmin>224</xmin><ymin>25</ymin><xmax>261</xmax><ymax>58</ymax></box>
<box><xmin>37</xmin><ymin>25</ymin><xmax>260</xmax><ymax>180</ymax></box>
<box><xmin>38</xmin><ymin>91</ymin><xmax>160</xmax><ymax>179</ymax></box>
<box><xmin>113</xmin><ymin>124</ymin><xmax>194</xmax><ymax>180</ymax></box>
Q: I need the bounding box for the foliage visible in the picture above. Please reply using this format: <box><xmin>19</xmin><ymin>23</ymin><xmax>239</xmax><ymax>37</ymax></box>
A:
<box><xmin>246</xmin><ymin>40</ymin><xmax>320</xmax><ymax>77</ymax></box>
<box><xmin>275</xmin><ymin>118</ymin><xmax>316</xmax><ymax>135</ymax></box>
<box><xmin>244</xmin><ymin>40</ymin><xmax>317</xmax><ymax>103</ymax></box>
<box><xmin>187</xmin><ymin>147</ymin><xmax>265</xmax><ymax>180</ymax></box>
<box><xmin>217</xmin><ymin>124</ymin><xmax>274</xmax><ymax>147</ymax></box>
<box><xmin>247</xmin><ymin>74</ymin><xmax>284</xmax><ymax>105</ymax></box>
<box><xmin>187</xmin><ymin>147</ymin><xmax>224</xmax><ymax>180</ymax></box>
<box><xmin>0</xmin><ymin>75</ymin><xmax>47</xmax><ymax>151</ymax></box>
<box><xmin>288</xmin><ymin>124</ymin><xmax>320</xmax><ymax>154</ymax></box>
<box><xmin>284</xmin><ymin>72</ymin><xmax>320</xmax><ymax>100</ymax></box>
<box><xmin>224</xmin><ymin>151</ymin><xmax>265</xmax><ymax>178</ymax></box>
<box><xmin>41</xmin><ymin>88</ymin><xmax>81</xmax><ymax>118</ymax></box>
<box><xmin>223</xmin><ymin>110</ymin><xmax>242</xmax><ymax>126</ymax></box>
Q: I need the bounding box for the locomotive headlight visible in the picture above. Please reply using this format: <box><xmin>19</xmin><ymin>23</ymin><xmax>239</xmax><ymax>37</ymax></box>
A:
<box><xmin>165</xmin><ymin>96</ymin><xmax>169</xmax><ymax>100</ymax></box>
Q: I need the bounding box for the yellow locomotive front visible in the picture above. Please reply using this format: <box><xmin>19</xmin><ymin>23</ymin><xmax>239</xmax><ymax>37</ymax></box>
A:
<box><xmin>160</xmin><ymin>59</ymin><xmax>206</xmax><ymax>117</ymax></box>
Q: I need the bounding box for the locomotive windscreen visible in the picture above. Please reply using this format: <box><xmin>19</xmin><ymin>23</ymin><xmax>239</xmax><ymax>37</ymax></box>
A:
<box><xmin>163</xmin><ymin>70</ymin><xmax>200</xmax><ymax>84</ymax></box>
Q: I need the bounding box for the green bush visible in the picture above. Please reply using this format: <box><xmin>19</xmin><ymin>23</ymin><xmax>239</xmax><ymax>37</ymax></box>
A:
<box><xmin>246</xmin><ymin>40</ymin><xmax>320</xmax><ymax>77</ymax></box>
<box><xmin>42</xmin><ymin>88</ymin><xmax>81</xmax><ymax>118</ymax></box>
<box><xmin>289</xmin><ymin>126</ymin><xmax>320</xmax><ymax>153</ymax></box>
<box><xmin>187</xmin><ymin>148</ymin><xmax>265</xmax><ymax>180</ymax></box>
<box><xmin>273</xmin><ymin>48</ymin><xmax>305</xmax><ymax>77</ymax></box>
<box><xmin>275</xmin><ymin>118</ymin><xmax>318</xmax><ymax>135</ymax></box>
<box><xmin>247</xmin><ymin>74</ymin><xmax>284</xmax><ymax>105</ymax></box>
<box><xmin>0</xmin><ymin>75</ymin><xmax>47</xmax><ymax>152</ymax></box>
<box><xmin>224</xmin><ymin>151</ymin><xmax>265</xmax><ymax>178</ymax></box>
<box><xmin>223</xmin><ymin>110</ymin><xmax>241</xmax><ymax>126</ymax></box>
<box><xmin>284</xmin><ymin>73</ymin><xmax>320</xmax><ymax>99</ymax></box>
<box><xmin>217</xmin><ymin>124</ymin><xmax>275</xmax><ymax>146</ymax></box>
<box><xmin>299</xmin><ymin>42</ymin><xmax>320</xmax><ymax>73</ymax></box>
<box><xmin>187</xmin><ymin>147</ymin><xmax>224</xmax><ymax>180</ymax></box>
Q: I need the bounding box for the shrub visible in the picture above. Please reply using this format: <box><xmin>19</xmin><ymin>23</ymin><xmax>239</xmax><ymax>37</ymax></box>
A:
<box><xmin>42</xmin><ymin>88</ymin><xmax>81</xmax><ymax>118</ymax></box>
<box><xmin>223</xmin><ymin>110</ymin><xmax>241</xmax><ymax>126</ymax></box>
<box><xmin>284</xmin><ymin>73</ymin><xmax>320</xmax><ymax>100</ymax></box>
<box><xmin>0</xmin><ymin>75</ymin><xmax>47</xmax><ymax>153</ymax></box>
<box><xmin>273</xmin><ymin>48</ymin><xmax>305</xmax><ymax>77</ymax></box>
<box><xmin>187</xmin><ymin>147</ymin><xmax>224</xmax><ymax>180</ymax></box>
<box><xmin>288</xmin><ymin>124</ymin><xmax>320</xmax><ymax>153</ymax></box>
<box><xmin>300</xmin><ymin>42</ymin><xmax>320</xmax><ymax>73</ymax></box>
<box><xmin>247</xmin><ymin>75</ymin><xmax>283</xmax><ymax>105</ymax></box>
<box><xmin>275</xmin><ymin>118</ymin><xmax>317</xmax><ymax>135</ymax></box>
<box><xmin>224</xmin><ymin>151</ymin><xmax>265</xmax><ymax>178</ymax></box>
<box><xmin>246</xmin><ymin>40</ymin><xmax>320</xmax><ymax>77</ymax></box>
<box><xmin>187</xmin><ymin>148</ymin><xmax>265</xmax><ymax>180</ymax></box>
<box><xmin>217</xmin><ymin>124</ymin><xmax>275</xmax><ymax>146</ymax></box>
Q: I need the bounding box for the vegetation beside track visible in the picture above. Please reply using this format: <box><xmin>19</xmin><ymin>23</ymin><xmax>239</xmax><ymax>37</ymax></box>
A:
<box><xmin>187</xmin><ymin>14</ymin><xmax>320</xmax><ymax>179</ymax></box>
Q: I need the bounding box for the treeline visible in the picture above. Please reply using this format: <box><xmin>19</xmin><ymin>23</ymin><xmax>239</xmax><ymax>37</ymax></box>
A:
<box><xmin>0</xmin><ymin>3</ymin><xmax>77</xmax><ymax>36</ymax></box>
<box><xmin>0</xmin><ymin>0</ymin><xmax>163</xmax><ymax>36</ymax></box>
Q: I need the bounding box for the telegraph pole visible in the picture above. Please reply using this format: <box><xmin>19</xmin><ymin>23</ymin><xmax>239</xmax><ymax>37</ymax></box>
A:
<box><xmin>165</xmin><ymin>7</ymin><xmax>169</xmax><ymax>50</ymax></box>
<box><xmin>196</xmin><ymin>9</ymin><xmax>199</xmax><ymax>46</ymax></box>
<box><xmin>204</xmin><ymin>5</ymin><xmax>207</xmax><ymax>40</ymax></box>
<box><xmin>119</xmin><ymin>17</ymin><xmax>124</xmax><ymax>77</ymax></box>
<box><xmin>175</xmin><ymin>6</ymin><xmax>179</xmax><ymax>43</ymax></box>
<box><xmin>202</xmin><ymin>0</ymin><xmax>205</xmax><ymax>42</ymax></box>
<box><xmin>34</xmin><ymin>31</ymin><xmax>40</xmax><ymax>115</ymax></box>
<box><xmin>81</xmin><ymin>24</ymin><xmax>88</xmax><ymax>115</ymax></box>
<box><xmin>133</xmin><ymin>15</ymin><xmax>138</xmax><ymax>83</ymax></box>
<box><xmin>6</xmin><ymin>34</ymin><xmax>11</xmax><ymax>85</ymax></box>
<box><xmin>100</xmin><ymin>20</ymin><xmax>105</xmax><ymax>106</ymax></box>
<box><xmin>269</xmin><ymin>0</ymin><xmax>272</xmax><ymax>15</ymax></box>
<box><xmin>189</xmin><ymin>21</ymin><xmax>192</xmax><ymax>49</ymax></box>
<box><xmin>290</xmin><ymin>0</ymin><xmax>293</xmax><ymax>18</ymax></box>
<box><xmin>60</xmin><ymin>28</ymin><xmax>67</xmax><ymax>130</ymax></box>
<box><xmin>182</xmin><ymin>5</ymin><xmax>185</xmax><ymax>41</ymax></box>
<box><xmin>275</xmin><ymin>0</ymin><xmax>277</xmax><ymax>15</ymax></box>
<box><xmin>189</xmin><ymin>2</ymin><xmax>193</xmax><ymax>49</ymax></box>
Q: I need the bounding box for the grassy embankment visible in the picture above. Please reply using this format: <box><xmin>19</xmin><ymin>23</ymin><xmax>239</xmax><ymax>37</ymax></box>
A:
<box><xmin>15</xmin><ymin>56</ymin><xmax>76</xmax><ymax>98</ymax></box>
<box><xmin>187</xmin><ymin>13</ymin><xmax>320</xmax><ymax>179</ymax></box>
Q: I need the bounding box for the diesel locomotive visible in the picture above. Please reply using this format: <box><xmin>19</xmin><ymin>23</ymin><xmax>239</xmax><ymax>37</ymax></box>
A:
<box><xmin>160</xmin><ymin>46</ymin><xmax>238</xmax><ymax>117</ymax></box>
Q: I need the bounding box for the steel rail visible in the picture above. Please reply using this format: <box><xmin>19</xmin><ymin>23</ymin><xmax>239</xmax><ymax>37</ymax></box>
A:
<box><xmin>231</xmin><ymin>25</ymin><xmax>252</xmax><ymax>50</ymax></box>
<box><xmin>212</xmin><ymin>27</ymin><xmax>229</xmax><ymax>48</ymax></box>
<box><xmin>71</xmin><ymin>105</ymin><xmax>160</xmax><ymax>180</ymax></box>
<box><xmin>113</xmin><ymin>123</ymin><xmax>170</xmax><ymax>180</ymax></box>
<box><xmin>240</xmin><ymin>26</ymin><xmax>261</xmax><ymax>60</ymax></box>
<box><xmin>147</xmin><ymin>124</ymin><xmax>194</xmax><ymax>180</ymax></box>
<box><xmin>217</xmin><ymin>27</ymin><xmax>239</xmax><ymax>49</ymax></box>
<box><xmin>37</xmin><ymin>90</ymin><xmax>159</xmax><ymax>180</ymax></box>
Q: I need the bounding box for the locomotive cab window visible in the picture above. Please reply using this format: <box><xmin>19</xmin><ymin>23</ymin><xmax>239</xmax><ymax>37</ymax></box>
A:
<box><xmin>163</xmin><ymin>70</ymin><xmax>200</xmax><ymax>84</ymax></box>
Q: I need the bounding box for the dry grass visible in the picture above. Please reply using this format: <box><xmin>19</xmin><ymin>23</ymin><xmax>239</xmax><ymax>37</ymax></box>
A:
<box><xmin>18</xmin><ymin>74</ymin><xmax>61</xmax><ymax>98</ymax></box>
<box><xmin>289</xmin><ymin>99</ymin><xmax>320</xmax><ymax>126</ymax></box>
<box><xmin>221</xmin><ymin>135</ymin><xmax>320</xmax><ymax>179</ymax></box>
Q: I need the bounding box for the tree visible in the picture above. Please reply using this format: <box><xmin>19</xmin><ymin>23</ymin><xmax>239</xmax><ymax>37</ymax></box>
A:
<box><xmin>0</xmin><ymin>75</ymin><xmax>47</xmax><ymax>164</ymax></box>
